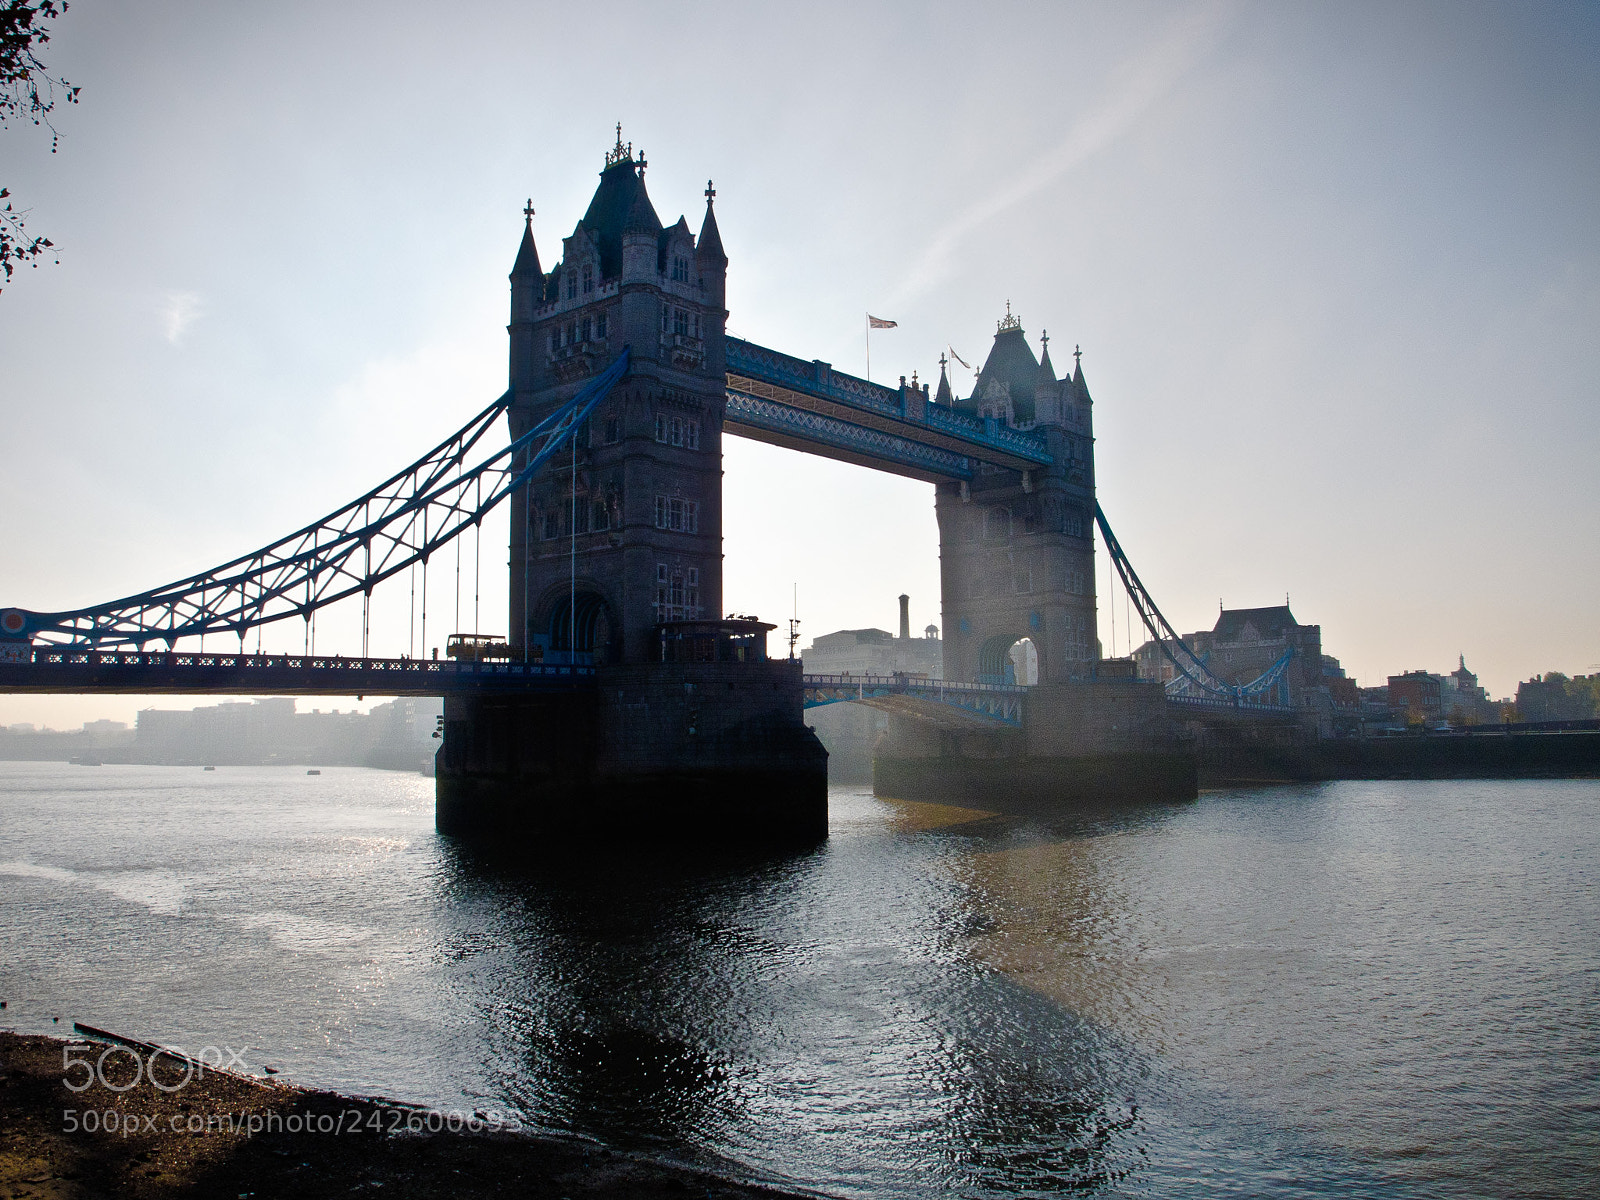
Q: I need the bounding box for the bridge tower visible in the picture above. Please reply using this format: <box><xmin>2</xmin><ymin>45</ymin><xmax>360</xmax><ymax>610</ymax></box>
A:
<box><xmin>439</xmin><ymin>134</ymin><xmax>826</xmax><ymax>844</ymax></box>
<box><xmin>507</xmin><ymin>131</ymin><xmax>728</xmax><ymax>664</ymax></box>
<box><xmin>934</xmin><ymin>311</ymin><xmax>1099</xmax><ymax>685</ymax></box>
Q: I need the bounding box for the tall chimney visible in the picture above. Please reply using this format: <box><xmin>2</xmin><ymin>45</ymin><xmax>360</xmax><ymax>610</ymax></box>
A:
<box><xmin>898</xmin><ymin>594</ymin><xmax>910</xmax><ymax>641</ymax></box>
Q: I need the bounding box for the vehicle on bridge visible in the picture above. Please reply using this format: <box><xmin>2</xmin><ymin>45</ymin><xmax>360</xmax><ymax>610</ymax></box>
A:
<box><xmin>446</xmin><ymin>634</ymin><xmax>512</xmax><ymax>662</ymax></box>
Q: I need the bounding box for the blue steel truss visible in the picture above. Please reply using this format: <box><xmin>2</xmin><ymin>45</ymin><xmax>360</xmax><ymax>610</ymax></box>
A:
<box><xmin>802</xmin><ymin>673</ymin><xmax>1024</xmax><ymax>725</ymax></box>
<box><xmin>726</xmin><ymin>337</ymin><xmax>1052</xmax><ymax>470</ymax></box>
<box><xmin>2</xmin><ymin>646</ymin><xmax>595</xmax><ymax>695</ymax></box>
<box><xmin>724</xmin><ymin>391</ymin><xmax>975</xmax><ymax>480</ymax></box>
<box><xmin>3</xmin><ymin>350</ymin><xmax>631</xmax><ymax>649</ymax></box>
<box><xmin>1093</xmin><ymin>501</ymin><xmax>1297</xmax><ymax>705</ymax></box>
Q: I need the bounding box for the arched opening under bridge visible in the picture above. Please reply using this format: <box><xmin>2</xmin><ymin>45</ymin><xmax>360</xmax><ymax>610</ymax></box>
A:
<box><xmin>544</xmin><ymin>589</ymin><xmax>613</xmax><ymax>661</ymax></box>
<box><xmin>977</xmin><ymin>634</ymin><xmax>1037</xmax><ymax>686</ymax></box>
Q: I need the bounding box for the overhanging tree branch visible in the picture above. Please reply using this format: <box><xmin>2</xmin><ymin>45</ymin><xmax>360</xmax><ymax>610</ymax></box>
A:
<box><xmin>0</xmin><ymin>0</ymin><xmax>78</xmax><ymax>290</ymax></box>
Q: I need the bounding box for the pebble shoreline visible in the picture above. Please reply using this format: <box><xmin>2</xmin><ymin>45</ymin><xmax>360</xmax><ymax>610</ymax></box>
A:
<box><xmin>0</xmin><ymin>1031</ymin><xmax>818</xmax><ymax>1199</ymax></box>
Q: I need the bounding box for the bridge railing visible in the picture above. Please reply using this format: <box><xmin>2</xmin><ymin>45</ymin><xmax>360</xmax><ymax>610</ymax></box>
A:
<box><xmin>801</xmin><ymin>673</ymin><xmax>1025</xmax><ymax>696</ymax></box>
<box><xmin>922</xmin><ymin>402</ymin><xmax>1054</xmax><ymax>461</ymax></box>
<box><xmin>1166</xmin><ymin>692</ymin><xmax>1304</xmax><ymax>715</ymax></box>
<box><xmin>19</xmin><ymin>648</ymin><xmax>596</xmax><ymax>681</ymax></box>
<box><xmin>727</xmin><ymin>341</ymin><xmax>903</xmax><ymax>419</ymax></box>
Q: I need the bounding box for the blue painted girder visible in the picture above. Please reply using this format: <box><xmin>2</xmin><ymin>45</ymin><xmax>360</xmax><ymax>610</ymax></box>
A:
<box><xmin>725</xmin><ymin>338</ymin><xmax>1052</xmax><ymax>483</ymax></box>
<box><xmin>0</xmin><ymin>648</ymin><xmax>596</xmax><ymax>696</ymax></box>
<box><xmin>801</xmin><ymin>673</ymin><xmax>1024</xmax><ymax>725</ymax></box>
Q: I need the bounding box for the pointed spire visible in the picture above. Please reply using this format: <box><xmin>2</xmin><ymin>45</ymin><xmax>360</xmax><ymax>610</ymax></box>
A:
<box><xmin>696</xmin><ymin>178</ymin><xmax>726</xmax><ymax>264</ymax></box>
<box><xmin>933</xmin><ymin>352</ymin><xmax>954</xmax><ymax>405</ymax></box>
<box><xmin>604</xmin><ymin>122</ymin><xmax>633</xmax><ymax>168</ymax></box>
<box><xmin>1072</xmin><ymin>343</ymin><xmax>1090</xmax><ymax>399</ymax></box>
<box><xmin>511</xmin><ymin>198</ymin><xmax>541</xmax><ymax>278</ymax></box>
<box><xmin>623</xmin><ymin>183</ymin><xmax>660</xmax><ymax>234</ymax></box>
<box><xmin>1036</xmin><ymin>329</ymin><xmax>1056</xmax><ymax>385</ymax></box>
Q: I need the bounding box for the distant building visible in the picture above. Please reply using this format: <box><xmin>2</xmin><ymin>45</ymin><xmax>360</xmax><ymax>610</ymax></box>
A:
<box><xmin>1440</xmin><ymin>656</ymin><xmax>1498</xmax><ymax>725</ymax></box>
<box><xmin>1</xmin><ymin>701</ymin><xmax>439</xmax><ymax>767</ymax></box>
<box><xmin>1133</xmin><ymin>637</ymin><xmax>1180</xmax><ymax>686</ymax></box>
<box><xmin>1135</xmin><ymin>604</ymin><xmax>1326</xmax><ymax>708</ymax></box>
<box><xmin>1321</xmin><ymin>656</ymin><xmax>1362</xmax><ymax>709</ymax></box>
<box><xmin>800</xmin><ymin>597</ymin><xmax>944</xmax><ymax>782</ymax></box>
<box><xmin>1388</xmin><ymin>670</ymin><xmax>1444</xmax><ymax>721</ymax></box>
<box><xmin>802</xmin><ymin>595</ymin><xmax>943</xmax><ymax>678</ymax></box>
<box><xmin>0</xmin><ymin>718</ymin><xmax>135</xmax><ymax>761</ymax></box>
<box><xmin>1515</xmin><ymin>674</ymin><xmax>1596</xmax><ymax>723</ymax></box>
<box><xmin>132</xmin><ymin>696</ymin><xmax>441</xmax><ymax>767</ymax></box>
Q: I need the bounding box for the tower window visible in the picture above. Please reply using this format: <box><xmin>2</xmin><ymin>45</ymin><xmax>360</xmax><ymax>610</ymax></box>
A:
<box><xmin>654</xmin><ymin>563</ymin><xmax>702</xmax><ymax>621</ymax></box>
<box><xmin>591</xmin><ymin>498</ymin><xmax>610</xmax><ymax>532</ymax></box>
<box><xmin>654</xmin><ymin>414</ymin><xmax>699</xmax><ymax>448</ymax></box>
<box><xmin>1066</xmin><ymin>614</ymin><xmax>1091</xmax><ymax>662</ymax></box>
<box><xmin>653</xmin><ymin>495</ymin><xmax>699</xmax><ymax>533</ymax></box>
<box><xmin>596</xmin><ymin>312</ymin><xmax>607</xmax><ymax>339</ymax></box>
<box><xmin>671</xmin><ymin>256</ymin><xmax>689</xmax><ymax>282</ymax></box>
<box><xmin>566</xmin><ymin>272</ymin><xmax>576</xmax><ymax>301</ymax></box>
<box><xmin>581</xmin><ymin>316</ymin><xmax>592</xmax><ymax>342</ymax></box>
<box><xmin>673</xmin><ymin>308</ymin><xmax>689</xmax><ymax>336</ymax></box>
<box><xmin>604</xmin><ymin>415</ymin><xmax>620</xmax><ymax>444</ymax></box>
<box><xmin>582</xmin><ymin>263</ymin><xmax>594</xmax><ymax>293</ymax></box>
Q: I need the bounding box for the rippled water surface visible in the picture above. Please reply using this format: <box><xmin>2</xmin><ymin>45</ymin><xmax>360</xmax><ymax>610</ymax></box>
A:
<box><xmin>2</xmin><ymin>762</ymin><xmax>1596</xmax><ymax>1196</ymax></box>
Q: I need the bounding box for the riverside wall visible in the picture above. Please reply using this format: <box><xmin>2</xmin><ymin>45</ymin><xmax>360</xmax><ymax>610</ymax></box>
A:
<box><xmin>873</xmin><ymin>678</ymin><xmax>1198</xmax><ymax>808</ymax></box>
<box><xmin>1199</xmin><ymin>729</ymin><xmax>1600</xmax><ymax>784</ymax></box>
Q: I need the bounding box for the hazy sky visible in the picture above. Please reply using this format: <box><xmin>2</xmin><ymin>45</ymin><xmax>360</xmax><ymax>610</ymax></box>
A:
<box><xmin>2</xmin><ymin>0</ymin><xmax>1597</xmax><ymax>727</ymax></box>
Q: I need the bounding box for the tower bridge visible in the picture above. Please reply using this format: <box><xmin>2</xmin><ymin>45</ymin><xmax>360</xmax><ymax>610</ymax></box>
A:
<box><xmin>0</xmin><ymin>133</ymin><xmax>1313</xmax><ymax>838</ymax></box>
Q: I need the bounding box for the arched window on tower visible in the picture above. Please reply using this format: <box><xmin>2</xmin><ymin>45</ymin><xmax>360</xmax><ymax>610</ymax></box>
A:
<box><xmin>582</xmin><ymin>262</ymin><xmax>594</xmax><ymax>294</ymax></box>
<box><xmin>566</xmin><ymin>271</ymin><xmax>576</xmax><ymax>301</ymax></box>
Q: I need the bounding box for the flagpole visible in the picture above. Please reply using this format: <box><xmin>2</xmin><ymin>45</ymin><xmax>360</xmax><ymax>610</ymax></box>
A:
<box><xmin>865</xmin><ymin>312</ymin><xmax>871</xmax><ymax>382</ymax></box>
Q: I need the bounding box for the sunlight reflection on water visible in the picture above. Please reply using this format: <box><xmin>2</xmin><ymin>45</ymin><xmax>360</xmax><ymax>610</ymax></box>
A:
<box><xmin>1</xmin><ymin>762</ymin><xmax>1595</xmax><ymax>1197</ymax></box>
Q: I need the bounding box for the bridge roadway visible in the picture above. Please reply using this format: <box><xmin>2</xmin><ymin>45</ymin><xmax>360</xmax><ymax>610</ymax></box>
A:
<box><xmin>0</xmin><ymin>648</ymin><xmax>595</xmax><ymax>696</ymax></box>
<box><xmin>0</xmin><ymin>650</ymin><xmax>1306</xmax><ymax>728</ymax></box>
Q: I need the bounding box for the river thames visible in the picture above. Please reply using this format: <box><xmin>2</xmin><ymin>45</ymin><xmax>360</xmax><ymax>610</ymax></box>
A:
<box><xmin>1</xmin><ymin>763</ymin><xmax>1595</xmax><ymax>1197</ymax></box>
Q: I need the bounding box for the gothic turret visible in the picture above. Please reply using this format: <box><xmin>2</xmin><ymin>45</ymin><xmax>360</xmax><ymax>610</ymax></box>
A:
<box><xmin>969</xmin><ymin>302</ymin><xmax>1040</xmax><ymax>425</ymax></box>
<box><xmin>1071</xmin><ymin>345</ymin><xmax>1091</xmax><ymax>405</ymax></box>
<box><xmin>696</xmin><ymin>180</ymin><xmax>727</xmax><ymax>309</ymax></box>
<box><xmin>933</xmin><ymin>354</ymin><xmax>955</xmax><ymax>406</ymax></box>
<box><xmin>1035</xmin><ymin>331</ymin><xmax>1056</xmax><ymax>387</ymax></box>
<box><xmin>509</xmin><ymin>201</ymin><xmax>541</xmax><ymax>388</ymax></box>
